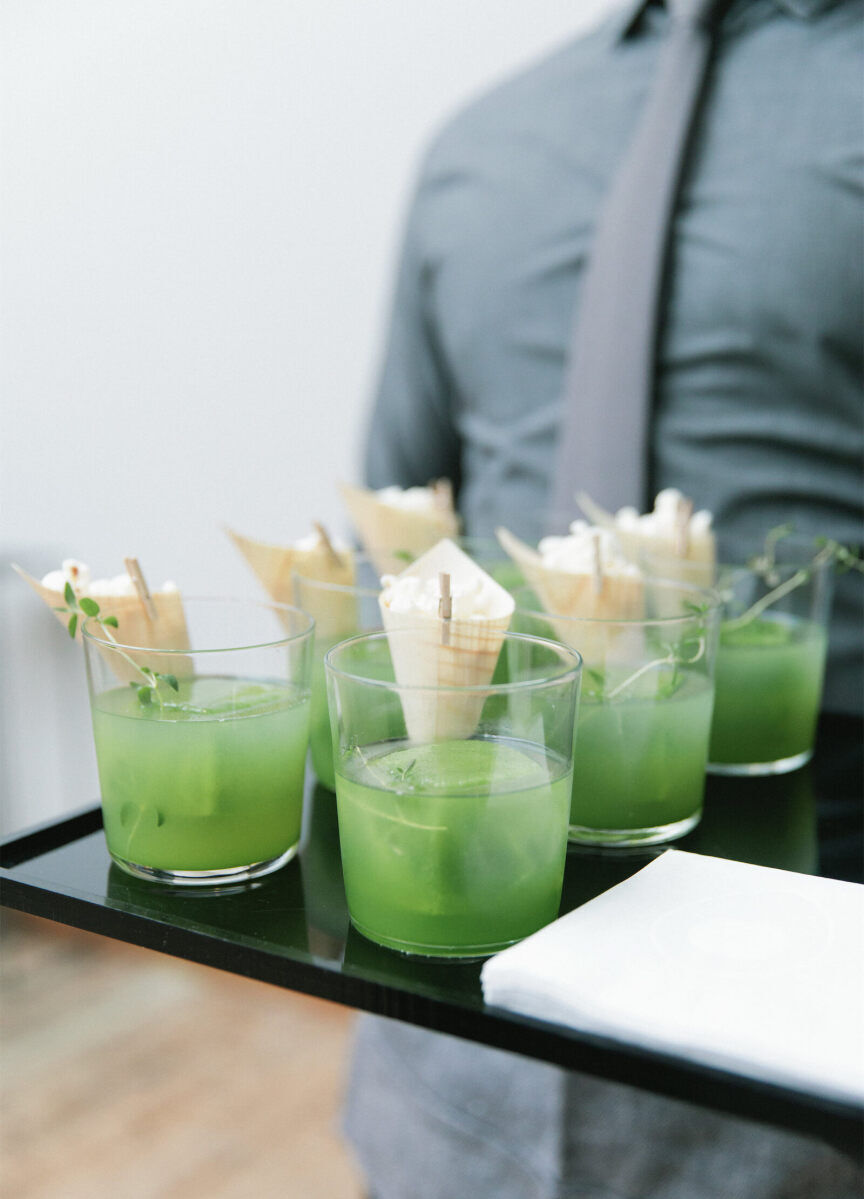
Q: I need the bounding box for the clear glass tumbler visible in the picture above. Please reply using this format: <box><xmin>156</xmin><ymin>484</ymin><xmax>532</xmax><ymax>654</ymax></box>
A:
<box><xmin>83</xmin><ymin>598</ymin><xmax>313</xmax><ymax>885</ymax></box>
<box><xmin>514</xmin><ymin>580</ymin><xmax>720</xmax><ymax>847</ymax></box>
<box><xmin>642</xmin><ymin>544</ymin><xmax>834</xmax><ymax>775</ymax></box>
<box><xmin>325</xmin><ymin>629</ymin><xmax>581</xmax><ymax>957</ymax></box>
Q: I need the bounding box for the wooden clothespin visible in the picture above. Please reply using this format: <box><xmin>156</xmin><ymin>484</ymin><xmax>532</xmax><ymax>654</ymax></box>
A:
<box><xmin>591</xmin><ymin>531</ymin><xmax>604</xmax><ymax>596</ymax></box>
<box><xmin>314</xmin><ymin>521</ymin><xmax>343</xmax><ymax>570</ymax></box>
<box><xmin>438</xmin><ymin>571</ymin><xmax>452</xmax><ymax>645</ymax></box>
<box><xmin>124</xmin><ymin>557</ymin><xmax>158</xmax><ymax>622</ymax></box>
<box><xmin>674</xmin><ymin>497</ymin><xmax>693</xmax><ymax>558</ymax></box>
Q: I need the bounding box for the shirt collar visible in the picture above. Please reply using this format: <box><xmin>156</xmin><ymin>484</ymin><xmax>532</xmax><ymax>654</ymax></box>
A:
<box><xmin>610</xmin><ymin>0</ymin><xmax>840</xmax><ymax>41</ymax></box>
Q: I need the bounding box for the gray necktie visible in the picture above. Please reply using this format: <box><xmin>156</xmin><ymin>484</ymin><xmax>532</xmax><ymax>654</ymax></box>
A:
<box><xmin>550</xmin><ymin>0</ymin><xmax>728</xmax><ymax>520</ymax></box>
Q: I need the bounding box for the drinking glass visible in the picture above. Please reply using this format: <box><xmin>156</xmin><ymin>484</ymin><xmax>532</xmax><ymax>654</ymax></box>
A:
<box><xmin>514</xmin><ymin>580</ymin><xmax>720</xmax><ymax>847</ymax></box>
<box><xmin>642</xmin><ymin>544</ymin><xmax>834</xmax><ymax>775</ymax></box>
<box><xmin>83</xmin><ymin>598</ymin><xmax>313</xmax><ymax>885</ymax></box>
<box><xmin>325</xmin><ymin>630</ymin><xmax>581</xmax><ymax>957</ymax></box>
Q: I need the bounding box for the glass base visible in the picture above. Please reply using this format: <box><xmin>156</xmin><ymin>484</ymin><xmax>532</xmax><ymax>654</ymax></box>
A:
<box><xmin>707</xmin><ymin>748</ymin><xmax>812</xmax><ymax>777</ymax></box>
<box><xmin>349</xmin><ymin>917</ymin><xmax>519</xmax><ymax>960</ymax></box>
<box><xmin>109</xmin><ymin>842</ymin><xmax>298</xmax><ymax>887</ymax></box>
<box><xmin>568</xmin><ymin>810</ymin><xmax>701</xmax><ymax>848</ymax></box>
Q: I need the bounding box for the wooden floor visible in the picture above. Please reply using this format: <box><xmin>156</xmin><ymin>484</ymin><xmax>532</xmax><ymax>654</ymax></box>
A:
<box><xmin>0</xmin><ymin>911</ymin><xmax>366</xmax><ymax>1199</ymax></box>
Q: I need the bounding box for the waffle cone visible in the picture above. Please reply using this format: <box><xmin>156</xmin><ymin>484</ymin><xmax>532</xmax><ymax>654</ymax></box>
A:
<box><xmin>496</xmin><ymin>528</ymin><xmax>645</xmax><ymax>667</ymax></box>
<box><xmin>379</xmin><ymin>539</ymin><xmax>513</xmax><ymax>742</ymax></box>
<box><xmin>13</xmin><ymin>565</ymin><xmax>192</xmax><ymax>683</ymax></box>
<box><xmin>225</xmin><ymin>526</ymin><xmax>357</xmax><ymax>638</ymax></box>
<box><xmin>577</xmin><ymin>491</ymin><xmax>716</xmax><ymax>586</ymax></box>
<box><xmin>340</xmin><ymin>482</ymin><xmax>461</xmax><ymax>577</ymax></box>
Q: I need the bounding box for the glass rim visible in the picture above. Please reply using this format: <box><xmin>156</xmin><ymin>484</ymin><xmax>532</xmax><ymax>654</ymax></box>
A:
<box><xmin>81</xmin><ymin>595</ymin><xmax>315</xmax><ymax>654</ymax></box>
<box><xmin>641</xmin><ymin>545</ymin><xmax>834</xmax><ymax>577</ymax></box>
<box><xmin>512</xmin><ymin>580</ymin><xmax>722</xmax><ymax>629</ymax></box>
<box><xmin>324</xmin><ymin>628</ymin><xmax>582</xmax><ymax>694</ymax></box>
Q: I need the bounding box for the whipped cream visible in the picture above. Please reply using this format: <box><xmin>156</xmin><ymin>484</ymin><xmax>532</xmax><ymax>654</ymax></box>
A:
<box><xmin>42</xmin><ymin>559</ymin><xmax>178</xmax><ymax>596</ymax></box>
<box><xmin>381</xmin><ymin>571</ymin><xmax>511</xmax><ymax>621</ymax></box>
<box><xmin>614</xmin><ymin>489</ymin><xmax>713</xmax><ymax>539</ymax></box>
<box><xmin>537</xmin><ymin>522</ymin><xmax>641</xmax><ymax>579</ymax></box>
<box><xmin>376</xmin><ymin>485</ymin><xmax>442</xmax><ymax>513</ymax></box>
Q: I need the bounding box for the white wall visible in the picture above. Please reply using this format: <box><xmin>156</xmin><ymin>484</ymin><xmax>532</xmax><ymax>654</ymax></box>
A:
<box><xmin>0</xmin><ymin>0</ymin><xmax>615</xmax><ymax>833</ymax></box>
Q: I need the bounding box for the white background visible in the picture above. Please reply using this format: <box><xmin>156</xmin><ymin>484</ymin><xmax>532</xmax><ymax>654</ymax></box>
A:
<box><xmin>1</xmin><ymin>0</ymin><xmax>615</xmax><ymax>832</ymax></box>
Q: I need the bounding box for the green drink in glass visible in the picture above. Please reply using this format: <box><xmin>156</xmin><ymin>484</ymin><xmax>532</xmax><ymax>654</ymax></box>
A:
<box><xmin>326</xmin><ymin>629</ymin><xmax>581</xmax><ymax>957</ymax></box>
<box><xmin>641</xmin><ymin>538</ymin><xmax>834</xmax><ymax>776</ymax></box>
<box><xmin>84</xmin><ymin>598</ymin><xmax>313</xmax><ymax>884</ymax></box>
<box><xmin>336</xmin><ymin>739</ymin><xmax>571</xmax><ymax>956</ymax></box>
<box><xmin>709</xmin><ymin>612</ymin><xmax>830</xmax><ymax>775</ymax></box>
<box><xmin>94</xmin><ymin>677</ymin><xmax>310</xmax><ymax>874</ymax></box>
<box><xmin>573</xmin><ymin>671</ymin><xmax>715</xmax><ymax>836</ymax></box>
<box><xmin>515</xmin><ymin>579</ymin><xmax>720</xmax><ymax>846</ymax></box>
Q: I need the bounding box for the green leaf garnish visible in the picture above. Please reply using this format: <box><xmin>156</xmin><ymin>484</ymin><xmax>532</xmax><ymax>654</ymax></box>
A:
<box><xmin>682</xmin><ymin>600</ymin><xmax>710</xmax><ymax>616</ymax></box>
<box><xmin>728</xmin><ymin>530</ymin><xmax>863</xmax><ymax>633</ymax></box>
<box><xmin>52</xmin><ymin>582</ymin><xmax>179</xmax><ymax>712</ymax></box>
<box><xmin>392</xmin><ymin>549</ymin><xmax>415</xmax><ymax>564</ymax></box>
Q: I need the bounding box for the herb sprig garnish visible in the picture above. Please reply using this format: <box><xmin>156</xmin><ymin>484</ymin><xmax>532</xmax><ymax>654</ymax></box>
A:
<box><xmin>583</xmin><ymin>633</ymin><xmax>706</xmax><ymax>704</ymax></box>
<box><xmin>608</xmin><ymin>635</ymin><xmax>705</xmax><ymax>702</ymax></box>
<box><xmin>56</xmin><ymin>582</ymin><xmax>179</xmax><ymax>708</ymax></box>
<box><xmin>723</xmin><ymin>527</ymin><xmax>864</xmax><ymax>634</ymax></box>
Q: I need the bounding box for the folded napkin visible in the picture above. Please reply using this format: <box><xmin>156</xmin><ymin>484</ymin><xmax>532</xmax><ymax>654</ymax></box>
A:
<box><xmin>481</xmin><ymin>850</ymin><xmax>864</xmax><ymax>1104</ymax></box>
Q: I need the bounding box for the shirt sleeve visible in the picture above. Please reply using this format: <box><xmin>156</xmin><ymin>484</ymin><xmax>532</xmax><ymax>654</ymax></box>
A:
<box><xmin>362</xmin><ymin>173</ymin><xmax>462</xmax><ymax>494</ymax></box>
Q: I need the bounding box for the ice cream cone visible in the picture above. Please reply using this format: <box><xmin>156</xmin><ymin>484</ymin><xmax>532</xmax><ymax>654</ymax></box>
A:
<box><xmin>496</xmin><ymin>528</ymin><xmax>647</xmax><ymax>668</ymax></box>
<box><xmin>340</xmin><ymin>482</ymin><xmax>461</xmax><ymax>577</ymax></box>
<box><xmin>379</xmin><ymin>539</ymin><xmax>513</xmax><ymax>743</ymax></box>
<box><xmin>225</xmin><ymin>525</ymin><xmax>357</xmax><ymax>638</ymax></box>
<box><xmin>496</xmin><ymin>529</ymin><xmax>644</xmax><ymax>622</ymax></box>
<box><xmin>13</xmin><ymin>564</ymin><xmax>191</xmax><ymax>682</ymax></box>
<box><xmin>577</xmin><ymin>490</ymin><xmax>716</xmax><ymax>586</ymax></box>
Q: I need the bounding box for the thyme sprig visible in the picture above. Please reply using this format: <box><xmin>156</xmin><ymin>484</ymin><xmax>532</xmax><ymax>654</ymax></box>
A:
<box><xmin>56</xmin><ymin>583</ymin><xmax>179</xmax><ymax>708</ymax></box>
<box><xmin>723</xmin><ymin>529</ymin><xmax>864</xmax><ymax>633</ymax></box>
<box><xmin>583</xmin><ymin>633</ymin><xmax>706</xmax><ymax>704</ymax></box>
<box><xmin>605</xmin><ymin>635</ymin><xmax>706</xmax><ymax>702</ymax></box>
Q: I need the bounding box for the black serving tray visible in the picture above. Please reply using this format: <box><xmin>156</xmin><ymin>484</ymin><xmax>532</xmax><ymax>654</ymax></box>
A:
<box><xmin>3</xmin><ymin>713</ymin><xmax>862</xmax><ymax>1158</ymax></box>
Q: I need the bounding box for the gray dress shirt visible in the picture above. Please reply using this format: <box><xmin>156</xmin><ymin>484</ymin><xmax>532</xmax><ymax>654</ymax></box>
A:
<box><xmin>364</xmin><ymin>0</ymin><xmax>863</xmax><ymax>713</ymax></box>
<box><xmin>347</xmin><ymin>3</ymin><xmax>864</xmax><ymax>1197</ymax></box>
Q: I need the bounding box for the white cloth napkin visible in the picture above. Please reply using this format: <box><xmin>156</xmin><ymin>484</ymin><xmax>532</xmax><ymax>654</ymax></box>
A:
<box><xmin>481</xmin><ymin>850</ymin><xmax>864</xmax><ymax>1104</ymax></box>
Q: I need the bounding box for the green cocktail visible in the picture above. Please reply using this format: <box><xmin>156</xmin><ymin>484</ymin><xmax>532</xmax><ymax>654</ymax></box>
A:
<box><xmin>571</xmin><ymin>671</ymin><xmax>714</xmax><ymax>842</ymax></box>
<box><xmin>515</xmin><ymin>579</ymin><xmax>720</xmax><ymax>846</ymax></box>
<box><xmin>83</xmin><ymin>597</ymin><xmax>314</xmax><ymax>884</ymax></box>
<box><xmin>93</xmin><ymin>677</ymin><xmax>310</xmax><ymax>874</ymax></box>
<box><xmin>640</xmin><ymin>542</ymin><xmax>834</xmax><ymax>776</ymax></box>
<box><xmin>326</xmin><ymin>629</ymin><xmax>582</xmax><ymax>956</ymax></box>
<box><xmin>708</xmin><ymin>616</ymin><xmax>827</xmax><ymax>772</ymax></box>
<box><xmin>335</xmin><ymin>739</ymin><xmax>571</xmax><ymax>956</ymax></box>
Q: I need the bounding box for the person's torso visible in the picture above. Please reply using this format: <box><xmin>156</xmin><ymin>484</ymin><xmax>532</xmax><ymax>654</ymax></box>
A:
<box><xmin>413</xmin><ymin>0</ymin><xmax>863</xmax><ymax>707</ymax></box>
